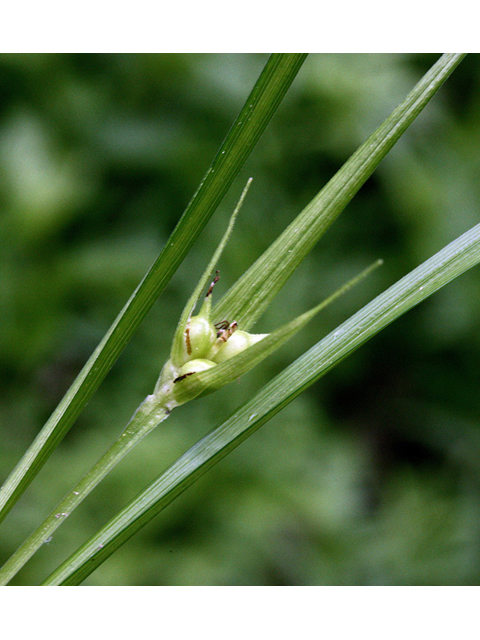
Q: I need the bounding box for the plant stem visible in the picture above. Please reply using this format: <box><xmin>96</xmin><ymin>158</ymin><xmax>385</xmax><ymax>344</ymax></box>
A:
<box><xmin>0</xmin><ymin>53</ymin><xmax>308</xmax><ymax>527</ymax></box>
<box><xmin>0</xmin><ymin>395</ymin><xmax>171</xmax><ymax>585</ymax></box>
<box><xmin>43</xmin><ymin>218</ymin><xmax>480</xmax><ymax>586</ymax></box>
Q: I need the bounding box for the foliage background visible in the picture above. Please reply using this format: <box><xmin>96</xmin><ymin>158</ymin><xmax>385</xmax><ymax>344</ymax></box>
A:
<box><xmin>1</xmin><ymin>53</ymin><xmax>480</xmax><ymax>586</ymax></box>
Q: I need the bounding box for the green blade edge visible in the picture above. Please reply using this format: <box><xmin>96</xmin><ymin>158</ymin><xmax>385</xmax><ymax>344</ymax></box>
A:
<box><xmin>213</xmin><ymin>53</ymin><xmax>467</xmax><ymax>330</ymax></box>
<box><xmin>0</xmin><ymin>54</ymin><xmax>308</xmax><ymax>525</ymax></box>
<box><xmin>44</xmin><ymin>220</ymin><xmax>480</xmax><ymax>586</ymax></box>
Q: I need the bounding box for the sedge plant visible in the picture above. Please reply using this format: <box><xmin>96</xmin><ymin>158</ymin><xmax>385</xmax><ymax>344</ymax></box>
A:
<box><xmin>1</xmin><ymin>53</ymin><xmax>477</xmax><ymax>586</ymax></box>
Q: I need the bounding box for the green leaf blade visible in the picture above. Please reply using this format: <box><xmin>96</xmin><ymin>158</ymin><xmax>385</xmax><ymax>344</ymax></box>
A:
<box><xmin>214</xmin><ymin>53</ymin><xmax>466</xmax><ymax>330</ymax></box>
<box><xmin>43</xmin><ymin>219</ymin><xmax>480</xmax><ymax>586</ymax></box>
<box><xmin>0</xmin><ymin>54</ymin><xmax>307</xmax><ymax>526</ymax></box>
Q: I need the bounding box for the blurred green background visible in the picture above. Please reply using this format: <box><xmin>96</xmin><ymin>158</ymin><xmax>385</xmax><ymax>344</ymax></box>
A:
<box><xmin>1</xmin><ymin>53</ymin><xmax>480</xmax><ymax>586</ymax></box>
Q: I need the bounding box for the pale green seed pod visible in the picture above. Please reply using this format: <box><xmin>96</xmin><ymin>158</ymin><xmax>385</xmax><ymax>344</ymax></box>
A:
<box><xmin>211</xmin><ymin>330</ymin><xmax>268</xmax><ymax>364</ymax></box>
<box><xmin>181</xmin><ymin>315</ymin><xmax>217</xmax><ymax>364</ymax></box>
<box><xmin>177</xmin><ymin>358</ymin><xmax>216</xmax><ymax>377</ymax></box>
<box><xmin>172</xmin><ymin>357</ymin><xmax>217</xmax><ymax>402</ymax></box>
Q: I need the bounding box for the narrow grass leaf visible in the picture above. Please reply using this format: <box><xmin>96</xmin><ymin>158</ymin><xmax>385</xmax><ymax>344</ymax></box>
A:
<box><xmin>0</xmin><ymin>54</ymin><xmax>307</xmax><ymax>525</ymax></box>
<box><xmin>0</xmin><ymin>260</ymin><xmax>379</xmax><ymax>586</ymax></box>
<box><xmin>43</xmin><ymin>220</ymin><xmax>480</xmax><ymax>586</ymax></box>
<box><xmin>213</xmin><ymin>53</ymin><xmax>466</xmax><ymax>330</ymax></box>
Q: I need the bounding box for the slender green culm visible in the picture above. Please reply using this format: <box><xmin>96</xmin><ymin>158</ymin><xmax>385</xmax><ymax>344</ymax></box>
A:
<box><xmin>0</xmin><ymin>180</ymin><xmax>253</xmax><ymax>585</ymax></box>
<box><xmin>0</xmin><ymin>203</ymin><xmax>379</xmax><ymax>587</ymax></box>
<box><xmin>0</xmin><ymin>399</ymin><xmax>170</xmax><ymax>587</ymax></box>
<box><xmin>43</xmin><ymin>220</ymin><xmax>480</xmax><ymax>586</ymax></box>
<box><xmin>0</xmin><ymin>54</ymin><xmax>467</xmax><ymax>586</ymax></box>
<box><xmin>0</xmin><ymin>54</ymin><xmax>308</xmax><ymax>526</ymax></box>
